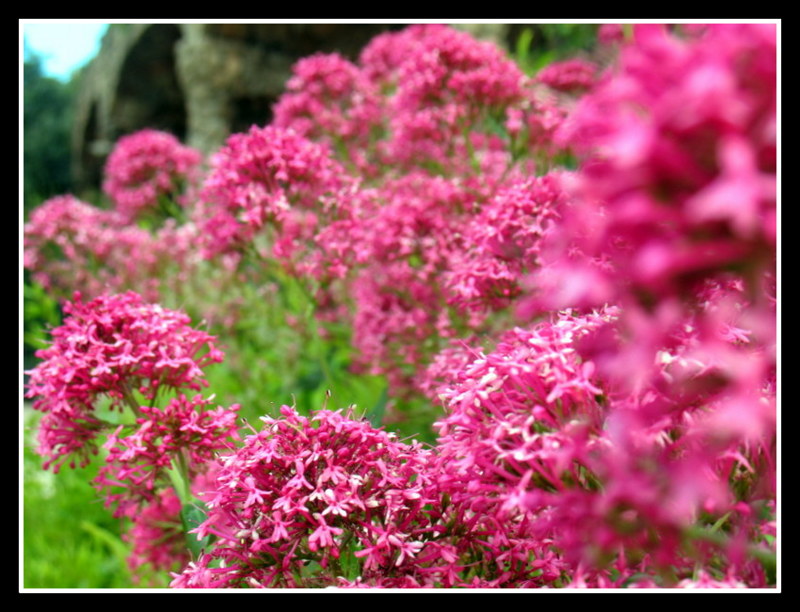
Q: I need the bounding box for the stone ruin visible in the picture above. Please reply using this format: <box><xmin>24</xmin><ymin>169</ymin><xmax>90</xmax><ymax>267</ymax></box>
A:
<box><xmin>71</xmin><ymin>23</ymin><xmax>513</xmax><ymax>192</ymax></box>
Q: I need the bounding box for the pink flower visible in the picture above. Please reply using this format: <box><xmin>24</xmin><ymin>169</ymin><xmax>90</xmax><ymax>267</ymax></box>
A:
<box><xmin>25</xmin><ymin>291</ymin><xmax>224</xmax><ymax>471</ymax></box>
<box><xmin>103</xmin><ymin>129</ymin><xmax>202</xmax><ymax>222</ymax></box>
<box><xmin>359</xmin><ymin>25</ymin><xmax>527</xmax><ymax>171</ymax></box>
<box><xmin>173</xmin><ymin>405</ymin><xmax>437</xmax><ymax>587</ymax></box>
<box><xmin>24</xmin><ymin>195</ymin><xmax>124</xmax><ymax>297</ymax></box>
<box><xmin>273</xmin><ymin>53</ymin><xmax>383</xmax><ymax>171</ymax></box>
<box><xmin>96</xmin><ymin>394</ymin><xmax>240</xmax><ymax>516</ymax></box>
<box><xmin>537</xmin><ymin>59</ymin><xmax>598</xmax><ymax>93</ymax></box>
<box><xmin>598</xmin><ymin>24</ymin><xmax>625</xmax><ymax>45</ymax></box>
<box><xmin>546</xmin><ymin>24</ymin><xmax>776</xmax><ymax>309</ymax></box>
<box><xmin>196</xmin><ymin>125</ymin><xmax>353</xmax><ymax>261</ymax></box>
<box><xmin>444</xmin><ymin>175</ymin><xmax>564</xmax><ymax>324</ymax></box>
<box><xmin>24</xmin><ymin>195</ymin><xmax>200</xmax><ymax>302</ymax></box>
<box><xmin>125</xmin><ymin>488</ymin><xmax>189</xmax><ymax>576</ymax></box>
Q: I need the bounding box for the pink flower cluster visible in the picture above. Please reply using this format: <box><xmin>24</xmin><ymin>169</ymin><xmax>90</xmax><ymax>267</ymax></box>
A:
<box><xmin>365</xmin><ymin>25</ymin><xmax>526</xmax><ymax>172</ymax></box>
<box><xmin>342</xmin><ymin>173</ymin><xmax>468</xmax><ymax>389</ymax></box>
<box><xmin>545</xmin><ymin>24</ymin><xmax>776</xmax><ymax>310</ymax></box>
<box><xmin>26</xmin><ymin>291</ymin><xmax>242</xmax><ymax>576</ymax></box>
<box><xmin>339</xmin><ymin>167</ymin><xmax>571</xmax><ymax>395</ymax></box>
<box><xmin>96</xmin><ymin>394</ymin><xmax>240</xmax><ymax>516</ymax></box>
<box><xmin>272</xmin><ymin>53</ymin><xmax>382</xmax><ymax>173</ymax></box>
<box><xmin>598</xmin><ymin>24</ymin><xmax>625</xmax><ymax>46</ymax></box>
<box><xmin>423</xmin><ymin>311</ymin><xmax>620</xmax><ymax>587</ymax></box>
<box><xmin>171</xmin><ymin>406</ymin><xmax>437</xmax><ymax>588</ymax></box>
<box><xmin>272</xmin><ymin>24</ymin><xmax>531</xmax><ymax>176</ymax></box>
<box><xmin>125</xmin><ymin>488</ymin><xmax>189</xmax><ymax>575</ymax></box>
<box><xmin>444</xmin><ymin>175</ymin><xmax>564</xmax><ymax>325</ymax></box>
<box><xmin>171</xmin><ymin>403</ymin><xmax>578</xmax><ymax>588</ymax></box>
<box><xmin>387</xmin><ymin>27</ymin><xmax>524</xmax><ymax>169</ymax></box>
<box><xmin>505</xmin><ymin>98</ymin><xmax>570</xmax><ymax>165</ymax></box>
<box><xmin>429</xmin><ymin>301</ymin><xmax>774</xmax><ymax>586</ymax></box>
<box><xmin>124</xmin><ymin>463</ymin><xmax>226</xmax><ymax>579</ymax></box>
<box><xmin>25</xmin><ymin>291</ymin><xmax>224</xmax><ymax>471</ymax></box>
<box><xmin>103</xmin><ymin>129</ymin><xmax>202</xmax><ymax>222</ymax></box>
<box><xmin>24</xmin><ymin>195</ymin><xmax>124</xmax><ymax>295</ymax></box>
<box><xmin>537</xmin><ymin>59</ymin><xmax>598</xmax><ymax>93</ymax></box>
<box><xmin>197</xmin><ymin>125</ymin><xmax>353</xmax><ymax>264</ymax></box>
<box><xmin>519</xmin><ymin>25</ymin><xmax>777</xmax><ymax>478</ymax></box>
<box><xmin>24</xmin><ymin>195</ymin><xmax>199</xmax><ymax>303</ymax></box>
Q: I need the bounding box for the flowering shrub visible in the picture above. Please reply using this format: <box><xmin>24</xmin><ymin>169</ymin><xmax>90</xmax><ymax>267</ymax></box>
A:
<box><xmin>24</xmin><ymin>23</ymin><xmax>776</xmax><ymax>589</ymax></box>
<box><xmin>171</xmin><ymin>405</ymin><xmax>438</xmax><ymax>588</ymax></box>
<box><xmin>23</xmin><ymin>195</ymin><xmax>201</xmax><ymax>303</ymax></box>
<box><xmin>196</xmin><ymin>124</ymin><xmax>353</xmax><ymax>263</ymax></box>
<box><xmin>536</xmin><ymin>58</ymin><xmax>597</xmax><ymax>93</ymax></box>
<box><xmin>103</xmin><ymin>129</ymin><xmax>202</xmax><ymax>223</ymax></box>
<box><xmin>25</xmin><ymin>291</ymin><xmax>225</xmax><ymax>471</ymax></box>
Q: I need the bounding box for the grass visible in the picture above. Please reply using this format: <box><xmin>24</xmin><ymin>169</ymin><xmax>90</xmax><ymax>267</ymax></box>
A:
<box><xmin>22</xmin><ymin>407</ymin><xmax>141</xmax><ymax>589</ymax></box>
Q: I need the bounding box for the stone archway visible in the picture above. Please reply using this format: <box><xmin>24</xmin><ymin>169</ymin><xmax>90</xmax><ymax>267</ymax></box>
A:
<box><xmin>111</xmin><ymin>24</ymin><xmax>186</xmax><ymax>142</ymax></box>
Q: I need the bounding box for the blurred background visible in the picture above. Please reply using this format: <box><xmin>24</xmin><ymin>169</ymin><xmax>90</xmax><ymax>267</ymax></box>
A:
<box><xmin>22</xmin><ymin>22</ymin><xmax>601</xmax><ymax>214</ymax></box>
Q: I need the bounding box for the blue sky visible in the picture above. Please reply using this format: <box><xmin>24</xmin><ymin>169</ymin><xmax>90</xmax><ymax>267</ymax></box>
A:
<box><xmin>22</xmin><ymin>22</ymin><xmax>109</xmax><ymax>81</ymax></box>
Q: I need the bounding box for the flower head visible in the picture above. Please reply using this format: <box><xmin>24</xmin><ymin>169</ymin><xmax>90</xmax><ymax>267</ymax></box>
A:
<box><xmin>25</xmin><ymin>291</ymin><xmax>223</xmax><ymax>470</ymax></box>
<box><xmin>537</xmin><ymin>59</ymin><xmax>598</xmax><ymax>93</ymax></box>
<box><xmin>96</xmin><ymin>394</ymin><xmax>240</xmax><ymax>516</ymax></box>
<box><xmin>173</xmin><ymin>405</ymin><xmax>436</xmax><ymax>587</ymax></box>
<box><xmin>197</xmin><ymin>125</ymin><xmax>352</xmax><ymax>260</ymax></box>
<box><xmin>103</xmin><ymin>129</ymin><xmax>202</xmax><ymax>222</ymax></box>
<box><xmin>546</xmin><ymin>24</ymin><xmax>776</xmax><ymax>309</ymax></box>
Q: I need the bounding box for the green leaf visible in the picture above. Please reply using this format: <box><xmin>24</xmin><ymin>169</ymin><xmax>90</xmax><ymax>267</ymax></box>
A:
<box><xmin>180</xmin><ymin>500</ymin><xmax>214</xmax><ymax>560</ymax></box>
<box><xmin>531</xmin><ymin>50</ymin><xmax>557</xmax><ymax>74</ymax></box>
<box><xmin>339</xmin><ymin>539</ymin><xmax>362</xmax><ymax>581</ymax></box>
<box><xmin>80</xmin><ymin>520</ymin><xmax>130</xmax><ymax>564</ymax></box>
<box><xmin>365</xmin><ymin>385</ymin><xmax>388</xmax><ymax>428</ymax></box>
<box><xmin>515</xmin><ymin>28</ymin><xmax>534</xmax><ymax>62</ymax></box>
<box><xmin>621</xmin><ymin>572</ymin><xmax>661</xmax><ymax>588</ymax></box>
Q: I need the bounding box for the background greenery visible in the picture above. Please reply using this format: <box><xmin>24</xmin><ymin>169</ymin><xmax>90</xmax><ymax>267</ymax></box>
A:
<box><xmin>23</xmin><ymin>50</ymin><xmax>76</xmax><ymax>216</ymax></box>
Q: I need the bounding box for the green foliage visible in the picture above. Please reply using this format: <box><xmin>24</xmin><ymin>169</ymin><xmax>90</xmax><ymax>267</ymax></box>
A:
<box><xmin>23</xmin><ymin>275</ymin><xmax>62</xmax><ymax>374</ymax></box>
<box><xmin>23</xmin><ymin>50</ymin><xmax>76</xmax><ymax>216</ymax></box>
<box><xmin>23</xmin><ymin>409</ymin><xmax>134</xmax><ymax>588</ymax></box>
<box><xmin>180</xmin><ymin>502</ymin><xmax>213</xmax><ymax>560</ymax></box>
<box><xmin>512</xmin><ymin>23</ymin><xmax>600</xmax><ymax>75</ymax></box>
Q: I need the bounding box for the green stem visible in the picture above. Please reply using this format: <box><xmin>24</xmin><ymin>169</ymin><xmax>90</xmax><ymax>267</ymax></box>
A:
<box><xmin>168</xmin><ymin>449</ymin><xmax>192</xmax><ymax>505</ymax></box>
<box><xmin>120</xmin><ymin>385</ymin><xmax>142</xmax><ymax>418</ymax></box>
<box><xmin>622</xmin><ymin>23</ymin><xmax>634</xmax><ymax>42</ymax></box>
<box><xmin>685</xmin><ymin>524</ymin><xmax>777</xmax><ymax>572</ymax></box>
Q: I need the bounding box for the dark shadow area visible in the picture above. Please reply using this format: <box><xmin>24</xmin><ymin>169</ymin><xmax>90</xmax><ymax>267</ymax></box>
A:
<box><xmin>112</xmin><ymin>24</ymin><xmax>186</xmax><ymax>141</ymax></box>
